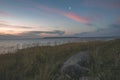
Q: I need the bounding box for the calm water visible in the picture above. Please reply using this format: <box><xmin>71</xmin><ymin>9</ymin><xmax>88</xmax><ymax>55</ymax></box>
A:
<box><xmin>0</xmin><ymin>37</ymin><xmax>116</xmax><ymax>54</ymax></box>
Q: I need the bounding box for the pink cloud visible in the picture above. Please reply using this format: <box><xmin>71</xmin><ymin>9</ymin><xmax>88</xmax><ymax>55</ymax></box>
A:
<box><xmin>16</xmin><ymin>0</ymin><xmax>92</xmax><ymax>23</ymax></box>
<box><xmin>36</xmin><ymin>4</ymin><xmax>90</xmax><ymax>23</ymax></box>
<box><xmin>37</xmin><ymin>5</ymin><xmax>64</xmax><ymax>14</ymax></box>
<box><xmin>16</xmin><ymin>0</ymin><xmax>91</xmax><ymax>23</ymax></box>
<box><xmin>117</xmin><ymin>17</ymin><xmax>120</xmax><ymax>23</ymax></box>
<box><xmin>0</xmin><ymin>11</ymin><xmax>10</xmax><ymax>17</ymax></box>
<box><xmin>63</xmin><ymin>12</ymin><xmax>89</xmax><ymax>23</ymax></box>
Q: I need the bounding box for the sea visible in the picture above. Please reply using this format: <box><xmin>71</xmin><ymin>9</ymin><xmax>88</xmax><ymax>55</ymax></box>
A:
<box><xmin>0</xmin><ymin>37</ymin><xmax>119</xmax><ymax>54</ymax></box>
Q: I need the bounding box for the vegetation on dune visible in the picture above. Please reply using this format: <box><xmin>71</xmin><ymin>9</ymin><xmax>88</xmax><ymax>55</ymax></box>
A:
<box><xmin>0</xmin><ymin>39</ymin><xmax>120</xmax><ymax>80</ymax></box>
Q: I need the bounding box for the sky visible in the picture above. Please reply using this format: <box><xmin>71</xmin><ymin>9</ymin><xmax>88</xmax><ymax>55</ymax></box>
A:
<box><xmin>0</xmin><ymin>0</ymin><xmax>120</xmax><ymax>38</ymax></box>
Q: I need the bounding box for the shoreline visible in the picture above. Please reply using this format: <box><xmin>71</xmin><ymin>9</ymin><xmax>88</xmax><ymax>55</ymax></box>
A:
<box><xmin>0</xmin><ymin>38</ymin><xmax>116</xmax><ymax>54</ymax></box>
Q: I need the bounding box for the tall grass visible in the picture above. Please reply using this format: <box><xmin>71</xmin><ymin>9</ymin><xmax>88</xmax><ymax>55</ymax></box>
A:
<box><xmin>0</xmin><ymin>39</ymin><xmax>120</xmax><ymax>80</ymax></box>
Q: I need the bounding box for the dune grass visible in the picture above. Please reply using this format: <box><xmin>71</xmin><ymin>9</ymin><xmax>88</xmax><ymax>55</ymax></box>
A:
<box><xmin>0</xmin><ymin>39</ymin><xmax>120</xmax><ymax>80</ymax></box>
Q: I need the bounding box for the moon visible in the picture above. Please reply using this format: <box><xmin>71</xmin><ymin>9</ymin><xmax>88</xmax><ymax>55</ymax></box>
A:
<box><xmin>68</xmin><ymin>6</ymin><xmax>72</xmax><ymax>10</ymax></box>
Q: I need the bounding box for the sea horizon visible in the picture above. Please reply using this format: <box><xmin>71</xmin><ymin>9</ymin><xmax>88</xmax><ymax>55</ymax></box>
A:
<box><xmin>0</xmin><ymin>37</ymin><xmax>119</xmax><ymax>54</ymax></box>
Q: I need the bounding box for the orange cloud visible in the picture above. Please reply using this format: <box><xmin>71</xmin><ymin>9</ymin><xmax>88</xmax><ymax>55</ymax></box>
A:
<box><xmin>0</xmin><ymin>20</ymin><xmax>34</xmax><ymax>35</ymax></box>
<box><xmin>0</xmin><ymin>30</ymin><xmax>21</xmax><ymax>35</ymax></box>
